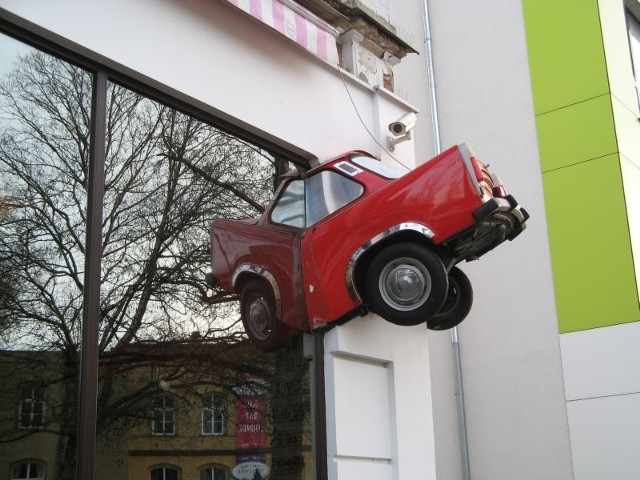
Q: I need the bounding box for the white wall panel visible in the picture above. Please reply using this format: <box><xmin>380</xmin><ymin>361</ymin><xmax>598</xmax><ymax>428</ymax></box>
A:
<box><xmin>402</xmin><ymin>0</ymin><xmax>576</xmax><ymax>479</ymax></box>
<box><xmin>324</xmin><ymin>315</ymin><xmax>436</xmax><ymax>480</ymax></box>
<box><xmin>568</xmin><ymin>393</ymin><xmax>640</xmax><ymax>480</ymax></box>
<box><xmin>332</xmin><ymin>355</ymin><xmax>394</xmax><ymax>460</ymax></box>
<box><xmin>561</xmin><ymin>322</ymin><xmax>640</xmax><ymax>401</ymax></box>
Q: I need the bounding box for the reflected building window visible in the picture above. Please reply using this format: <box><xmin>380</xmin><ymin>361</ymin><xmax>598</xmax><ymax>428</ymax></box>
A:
<box><xmin>152</xmin><ymin>394</ymin><xmax>176</xmax><ymax>435</ymax></box>
<box><xmin>199</xmin><ymin>465</ymin><xmax>226</xmax><ymax>480</ymax></box>
<box><xmin>10</xmin><ymin>461</ymin><xmax>45</xmax><ymax>480</ymax></box>
<box><xmin>150</xmin><ymin>466</ymin><xmax>179</xmax><ymax>480</ymax></box>
<box><xmin>202</xmin><ymin>394</ymin><xmax>224</xmax><ymax>435</ymax></box>
<box><xmin>18</xmin><ymin>384</ymin><xmax>46</xmax><ymax>429</ymax></box>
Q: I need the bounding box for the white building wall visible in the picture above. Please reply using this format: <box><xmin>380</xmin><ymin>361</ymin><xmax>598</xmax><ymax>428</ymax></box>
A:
<box><xmin>325</xmin><ymin>316</ymin><xmax>436</xmax><ymax>480</ymax></box>
<box><xmin>0</xmin><ymin>1</ymin><xmax>437</xmax><ymax>479</ymax></box>
<box><xmin>0</xmin><ymin>0</ymin><xmax>417</xmax><ymax>165</ymax></box>
<box><xmin>561</xmin><ymin>322</ymin><xmax>640</xmax><ymax>480</ymax></box>
<box><xmin>0</xmin><ymin>1</ymin><xmax>580</xmax><ymax>478</ymax></box>
<box><xmin>390</xmin><ymin>1</ymin><xmax>575</xmax><ymax>479</ymax></box>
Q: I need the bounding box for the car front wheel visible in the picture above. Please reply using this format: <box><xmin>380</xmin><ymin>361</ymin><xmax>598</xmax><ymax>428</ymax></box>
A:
<box><xmin>427</xmin><ymin>266</ymin><xmax>473</xmax><ymax>331</ymax></box>
<box><xmin>365</xmin><ymin>242</ymin><xmax>448</xmax><ymax>326</ymax></box>
<box><xmin>240</xmin><ymin>279</ymin><xmax>288</xmax><ymax>351</ymax></box>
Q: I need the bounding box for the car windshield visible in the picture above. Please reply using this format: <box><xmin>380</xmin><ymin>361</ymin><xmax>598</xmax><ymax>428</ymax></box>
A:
<box><xmin>351</xmin><ymin>155</ymin><xmax>405</xmax><ymax>179</ymax></box>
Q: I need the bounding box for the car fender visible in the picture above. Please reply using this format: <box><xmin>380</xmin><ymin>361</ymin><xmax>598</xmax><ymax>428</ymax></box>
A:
<box><xmin>345</xmin><ymin>222</ymin><xmax>436</xmax><ymax>303</ymax></box>
<box><xmin>232</xmin><ymin>264</ymin><xmax>283</xmax><ymax>319</ymax></box>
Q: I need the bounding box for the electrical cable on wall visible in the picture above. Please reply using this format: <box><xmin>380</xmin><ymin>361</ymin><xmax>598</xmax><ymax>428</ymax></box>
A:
<box><xmin>337</xmin><ymin>67</ymin><xmax>412</xmax><ymax>172</ymax></box>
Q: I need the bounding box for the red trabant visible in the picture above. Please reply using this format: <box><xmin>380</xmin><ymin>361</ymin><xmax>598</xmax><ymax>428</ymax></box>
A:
<box><xmin>207</xmin><ymin>144</ymin><xmax>528</xmax><ymax>349</ymax></box>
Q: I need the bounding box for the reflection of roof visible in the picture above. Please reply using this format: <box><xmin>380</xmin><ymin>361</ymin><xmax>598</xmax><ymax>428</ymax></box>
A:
<box><xmin>102</xmin><ymin>338</ymin><xmax>269</xmax><ymax>375</ymax></box>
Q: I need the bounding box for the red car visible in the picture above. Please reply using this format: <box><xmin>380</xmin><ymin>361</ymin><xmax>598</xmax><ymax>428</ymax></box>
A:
<box><xmin>207</xmin><ymin>144</ymin><xmax>528</xmax><ymax>349</ymax></box>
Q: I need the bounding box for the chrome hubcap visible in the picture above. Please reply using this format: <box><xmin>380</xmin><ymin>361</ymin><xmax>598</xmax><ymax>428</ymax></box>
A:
<box><xmin>379</xmin><ymin>257</ymin><xmax>431</xmax><ymax>311</ymax></box>
<box><xmin>248</xmin><ymin>296</ymin><xmax>271</xmax><ymax>338</ymax></box>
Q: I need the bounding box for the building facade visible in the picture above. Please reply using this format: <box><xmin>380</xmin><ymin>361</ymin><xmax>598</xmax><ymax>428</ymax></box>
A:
<box><xmin>523</xmin><ymin>1</ymin><xmax>640</xmax><ymax>478</ymax></box>
<box><xmin>0</xmin><ymin>1</ymin><xmax>638</xmax><ymax>480</ymax></box>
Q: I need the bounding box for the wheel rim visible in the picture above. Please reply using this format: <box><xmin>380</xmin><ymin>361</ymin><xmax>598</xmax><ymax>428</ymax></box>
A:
<box><xmin>247</xmin><ymin>294</ymin><xmax>272</xmax><ymax>341</ymax></box>
<box><xmin>378</xmin><ymin>257</ymin><xmax>432</xmax><ymax>311</ymax></box>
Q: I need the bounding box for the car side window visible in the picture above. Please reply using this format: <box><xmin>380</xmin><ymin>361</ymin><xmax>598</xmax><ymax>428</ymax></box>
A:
<box><xmin>305</xmin><ymin>171</ymin><xmax>363</xmax><ymax>226</ymax></box>
<box><xmin>271</xmin><ymin>180</ymin><xmax>305</xmax><ymax>228</ymax></box>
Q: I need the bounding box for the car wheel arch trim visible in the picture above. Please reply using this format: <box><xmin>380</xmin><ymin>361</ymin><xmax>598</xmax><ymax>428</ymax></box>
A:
<box><xmin>346</xmin><ymin>222</ymin><xmax>436</xmax><ymax>303</ymax></box>
<box><xmin>233</xmin><ymin>264</ymin><xmax>282</xmax><ymax>319</ymax></box>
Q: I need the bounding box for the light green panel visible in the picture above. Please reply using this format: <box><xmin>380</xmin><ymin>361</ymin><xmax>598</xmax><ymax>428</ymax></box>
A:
<box><xmin>522</xmin><ymin>0</ymin><xmax>609</xmax><ymax>115</ymax></box>
<box><xmin>537</xmin><ymin>94</ymin><xmax>617</xmax><ymax>172</ymax></box>
<box><xmin>543</xmin><ymin>154</ymin><xmax>639</xmax><ymax>333</ymax></box>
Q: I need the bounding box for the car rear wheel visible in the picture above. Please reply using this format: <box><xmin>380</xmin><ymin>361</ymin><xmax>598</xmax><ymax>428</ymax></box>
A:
<box><xmin>240</xmin><ymin>279</ymin><xmax>287</xmax><ymax>351</ymax></box>
<box><xmin>427</xmin><ymin>266</ymin><xmax>473</xmax><ymax>331</ymax></box>
<box><xmin>365</xmin><ymin>242</ymin><xmax>448</xmax><ymax>326</ymax></box>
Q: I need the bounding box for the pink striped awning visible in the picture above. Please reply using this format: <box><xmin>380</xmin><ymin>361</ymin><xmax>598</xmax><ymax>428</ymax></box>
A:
<box><xmin>225</xmin><ymin>0</ymin><xmax>340</xmax><ymax>64</ymax></box>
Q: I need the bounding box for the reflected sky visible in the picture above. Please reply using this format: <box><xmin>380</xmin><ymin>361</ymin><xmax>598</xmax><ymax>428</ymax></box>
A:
<box><xmin>0</xmin><ymin>32</ymin><xmax>32</xmax><ymax>76</ymax></box>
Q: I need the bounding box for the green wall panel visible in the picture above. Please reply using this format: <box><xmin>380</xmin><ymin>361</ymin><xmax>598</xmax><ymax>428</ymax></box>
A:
<box><xmin>537</xmin><ymin>94</ymin><xmax>617</xmax><ymax>172</ymax></box>
<box><xmin>522</xmin><ymin>0</ymin><xmax>609</xmax><ymax>114</ymax></box>
<box><xmin>543</xmin><ymin>154</ymin><xmax>639</xmax><ymax>333</ymax></box>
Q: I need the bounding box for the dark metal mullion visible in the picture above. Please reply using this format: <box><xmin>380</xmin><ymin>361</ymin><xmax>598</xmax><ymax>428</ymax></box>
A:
<box><xmin>313</xmin><ymin>331</ymin><xmax>328</xmax><ymax>480</ymax></box>
<box><xmin>76</xmin><ymin>70</ymin><xmax>107</xmax><ymax>480</ymax></box>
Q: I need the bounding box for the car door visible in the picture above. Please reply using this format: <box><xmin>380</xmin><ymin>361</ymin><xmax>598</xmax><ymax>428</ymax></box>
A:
<box><xmin>257</xmin><ymin>179</ymin><xmax>307</xmax><ymax>330</ymax></box>
<box><xmin>299</xmin><ymin>169</ymin><xmax>366</xmax><ymax>328</ymax></box>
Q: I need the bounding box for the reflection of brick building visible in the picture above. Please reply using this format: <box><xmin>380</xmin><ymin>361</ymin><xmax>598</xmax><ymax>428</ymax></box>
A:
<box><xmin>0</xmin><ymin>339</ymin><xmax>313</xmax><ymax>480</ymax></box>
<box><xmin>0</xmin><ymin>352</ymin><xmax>77</xmax><ymax>480</ymax></box>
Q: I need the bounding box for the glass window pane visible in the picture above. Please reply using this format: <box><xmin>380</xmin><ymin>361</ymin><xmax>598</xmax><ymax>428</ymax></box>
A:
<box><xmin>93</xmin><ymin>81</ymin><xmax>313</xmax><ymax>479</ymax></box>
<box><xmin>0</xmin><ymin>31</ymin><xmax>88</xmax><ymax>479</ymax></box>
<box><xmin>628</xmin><ymin>10</ymin><xmax>640</xmax><ymax>106</ymax></box>
<box><xmin>305</xmin><ymin>171</ymin><xmax>364</xmax><ymax>225</ymax></box>
<box><xmin>271</xmin><ymin>180</ymin><xmax>305</xmax><ymax>227</ymax></box>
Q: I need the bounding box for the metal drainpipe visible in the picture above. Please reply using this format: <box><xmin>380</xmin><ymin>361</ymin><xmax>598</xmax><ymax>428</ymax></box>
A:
<box><xmin>421</xmin><ymin>1</ymin><xmax>472</xmax><ymax>479</ymax></box>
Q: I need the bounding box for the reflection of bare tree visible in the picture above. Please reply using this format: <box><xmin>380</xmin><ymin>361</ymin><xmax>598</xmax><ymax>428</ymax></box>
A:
<box><xmin>0</xmin><ymin>51</ymin><xmax>306</xmax><ymax>478</ymax></box>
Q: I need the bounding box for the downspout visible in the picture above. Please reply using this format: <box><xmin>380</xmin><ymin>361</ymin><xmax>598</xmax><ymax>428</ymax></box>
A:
<box><xmin>421</xmin><ymin>2</ymin><xmax>472</xmax><ymax>479</ymax></box>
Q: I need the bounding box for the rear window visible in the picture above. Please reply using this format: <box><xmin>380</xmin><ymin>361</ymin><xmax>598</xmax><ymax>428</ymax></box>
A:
<box><xmin>351</xmin><ymin>156</ymin><xmax>405</xmax><ymax>179</ymax></box>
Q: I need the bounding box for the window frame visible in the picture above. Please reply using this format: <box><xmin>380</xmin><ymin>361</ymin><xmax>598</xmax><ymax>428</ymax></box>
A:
<box><xmin>198</xmin><ymin>464</ymin><xmax>227</xmax><ymax>480</ymax></box>
<box><xmin>151</xmin><ymin>394</ymin><xmax>176</xmax><ymax>436</ymax></box>
<box><xmin>626</xmin><ymin>7</ymin><xmax>640</xmax><ymax>109</ymax></box>
<box><xmin>201</xmin><ymin>393</ymin><xmax>225</xmax><ymax>436</ymax></box>
<box><xmin>10</xmin><ymin>460</ymin><xmax>46</xmax><ymax>480</ymax></box>
<box><xmin>18</xmin><ymin>384</ymin><xmax>46</xmax><ymax>430</ymax></box>
<box><xmin>150</xmin><ymin>465</ymin><xmax>180</xmax><ymax>480</ymax></box>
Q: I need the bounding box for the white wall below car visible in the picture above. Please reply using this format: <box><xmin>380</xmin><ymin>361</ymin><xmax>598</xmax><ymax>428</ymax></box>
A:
<box><xmin>324</xmin><ymin>315</ymin><xmax>436</xmax><ymax>480</ymax></box>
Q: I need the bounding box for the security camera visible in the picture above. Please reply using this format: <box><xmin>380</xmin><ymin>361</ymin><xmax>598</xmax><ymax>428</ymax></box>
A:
<box><xmin>388</xmin><ymin>112</ymin><xmax>417</xmax><ymax>136</ymax></box>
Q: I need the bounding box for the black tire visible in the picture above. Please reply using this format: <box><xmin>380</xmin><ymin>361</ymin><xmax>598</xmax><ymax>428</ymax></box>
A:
<box><xmin>428</xmin><ymin>266</ymin><xmax>473</xmax><ymax>331</ymax></box>
<box><xmin>240</xmin><ymin>279</ymin><xmax>288</xmax><ymax>351</ymax></box>
<box><xmin>365</xmin><ymin>242</ymin><xmax>448</xmax><ymax>326</ymax></box>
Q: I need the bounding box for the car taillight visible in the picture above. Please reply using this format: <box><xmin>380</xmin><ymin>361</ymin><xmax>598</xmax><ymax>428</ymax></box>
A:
<box><xmin>467</xmin><ymin>146</ymin><xmax>484</xmax><ymax>182</ymax></box>
<box><xmin>491</xmin><ymin>173</ymin><xmax>506</xmax><ymax>197</ymax></box>
<box><xmin>471</xmin><ymin>159</ymin><xmax>484</xmax><ymax>182</ymax></box>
